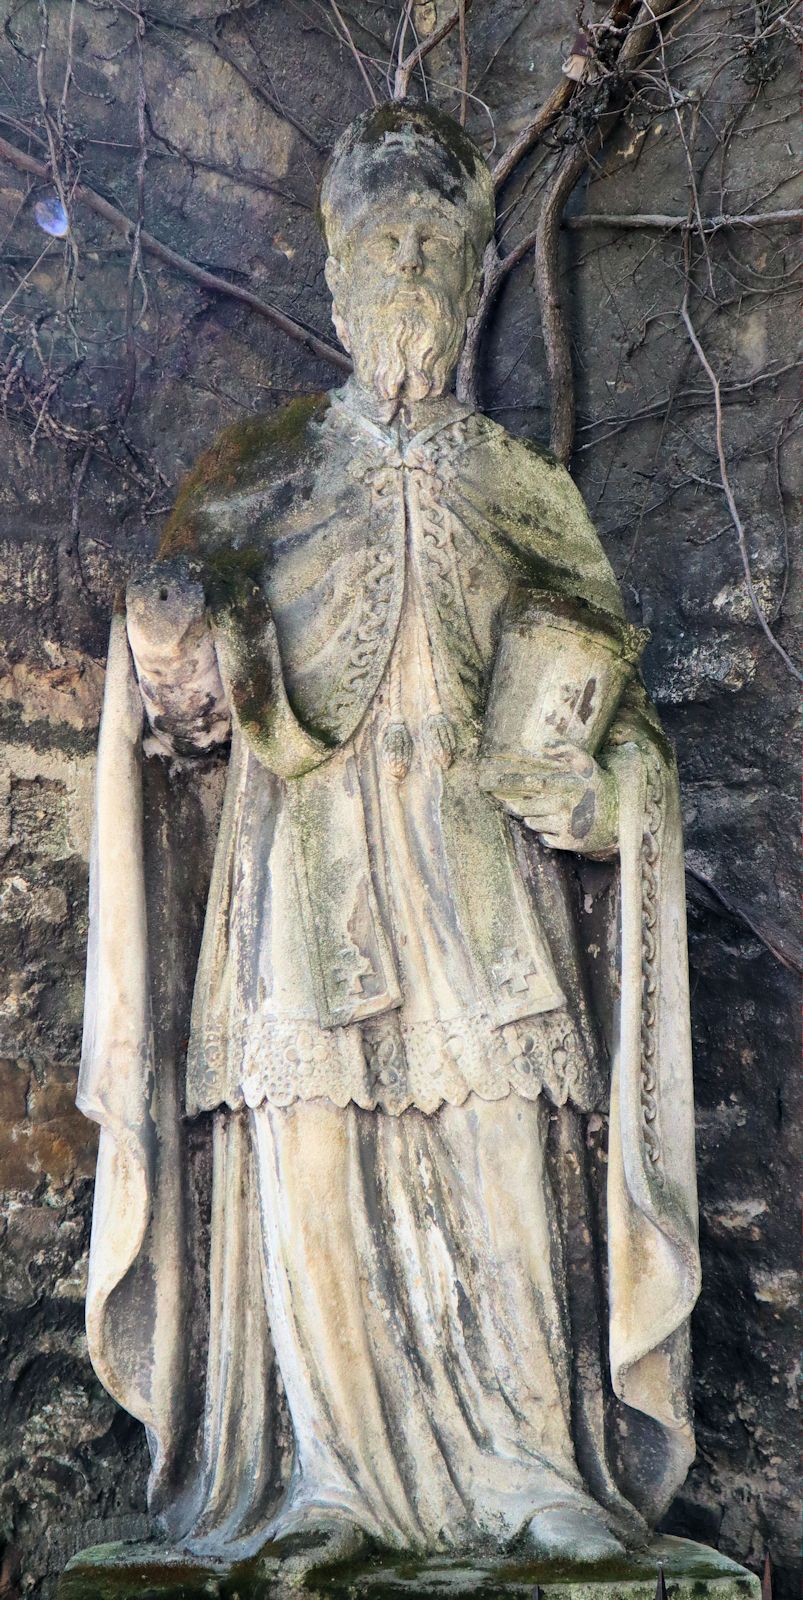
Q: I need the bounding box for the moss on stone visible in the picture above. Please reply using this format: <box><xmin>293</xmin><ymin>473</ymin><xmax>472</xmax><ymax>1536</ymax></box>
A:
<box><xmin>159</xmin><ymin>395</ymin><xmax>330</xmax><ymax>558</ymax></box>
<box><xmin>60</xmin><ymin>1537</ymin><xmax>760</xmax><ymax>1600</ymax></box>
<box><xmin>518</xmin><ymin>434</ymin><xmax>560</xmax><ymax>468</ymax></box>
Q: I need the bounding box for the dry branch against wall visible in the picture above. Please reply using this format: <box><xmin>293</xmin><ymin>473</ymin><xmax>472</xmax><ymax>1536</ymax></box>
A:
<box><xmin>0</xmin><ymin>135</ymin><xmax>350</xmax><ymax>372</ymax></box>
<box><xmin>458</xmin><ymin>0</ymin><xmax>683</xmax><ymax>454</ymax></box>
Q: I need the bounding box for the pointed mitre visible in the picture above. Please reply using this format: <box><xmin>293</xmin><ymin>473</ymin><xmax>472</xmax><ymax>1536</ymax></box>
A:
<box><xmin>318</xmin><ymin>102</ymin><xmax>495</xmax><ymax>258</ymax></box>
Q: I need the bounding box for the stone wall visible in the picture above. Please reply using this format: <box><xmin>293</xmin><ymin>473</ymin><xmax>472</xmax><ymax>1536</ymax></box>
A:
<box><xmin>0</xmin><ymin>2</ymin><xmax>798</xmax><ymax>1595</ymax></box>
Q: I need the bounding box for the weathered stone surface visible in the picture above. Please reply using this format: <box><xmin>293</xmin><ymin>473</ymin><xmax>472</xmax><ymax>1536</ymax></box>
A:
<box><xmin>58</xmin><ymin>1536</ymin><xmax>760</xmax><ymax>1600</ymax></box>
<box><xmin>0</xmin><ymin>1</ymin><xmax>797</xmax><ymax>1596</ymax></box>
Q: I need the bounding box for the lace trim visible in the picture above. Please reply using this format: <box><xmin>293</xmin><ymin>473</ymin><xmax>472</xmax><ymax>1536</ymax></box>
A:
<box><xmin>197</xmin><ymin>1005</ymin><xmax>594</xmax><ymax>1117</ymax></box>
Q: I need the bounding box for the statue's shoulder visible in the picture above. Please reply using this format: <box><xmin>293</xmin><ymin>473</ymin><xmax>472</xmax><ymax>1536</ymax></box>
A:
<box><xmin>463</xmin><ymin>412</ymin><xmax>585</xmax><ymax>530</ymax></box>
<box><xmin>467</xmin><ymin>411</ymin><xmax>561</xmax><ymax>474</ymax></box>
<box><xmin>467</xmin><ymin>412</ymin><xmax>625</xmax><ymax>618</ymax></box>
<box><xmin>159</xmin><ymin>393</ymin><xmax>331</xmax><ymax>557</ymax></box>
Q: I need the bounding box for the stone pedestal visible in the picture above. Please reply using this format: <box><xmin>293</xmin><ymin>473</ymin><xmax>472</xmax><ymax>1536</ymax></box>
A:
<box><xmin>58</xmin><ymin>1534</ymin><xmax>761</xmax><ymax>1600</ymax></box>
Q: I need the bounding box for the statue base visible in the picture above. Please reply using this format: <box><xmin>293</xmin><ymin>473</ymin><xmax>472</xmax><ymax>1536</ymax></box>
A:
<box><xmin>58</xmin><ymin>1534</ymin><xmax>760</xmax><ymax>1600</ymax></box>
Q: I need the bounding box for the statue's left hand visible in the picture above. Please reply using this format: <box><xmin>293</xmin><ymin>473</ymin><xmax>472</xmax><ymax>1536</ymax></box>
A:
<box><xmin>490</xmin><ymin>741</ymin><xmax>619</xmax><ymax>855</ymax></box>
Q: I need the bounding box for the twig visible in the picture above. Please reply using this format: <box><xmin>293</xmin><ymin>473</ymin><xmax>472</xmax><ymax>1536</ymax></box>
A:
<box><xmin>328</xmin><ymin>0</ymin><xmax>378</xmax><ymax>104</ymax></box>
<box><xmin>36</xmin><ymin>0</ymin><xmax>80</xmax><ymax>323</ymax></box>
<box><xmin>119</xmin><ymin>0</ymin><xmax>147</xmax><ymax>423</ymax></box>
<box><xmin>491</xmin><ymin>81</ymin><xmax>574</xmax><ymax>190</ymax></box>
<box><xmin>458</xmin><ymin>0</ymin><xmax>469</xmax><ymax>126</ymax></box>
<box><xmin>142</xmin><ymin>6</ymin><xmax>324</xmax><ymax>150</ymax></box>
<box><xmin>144</xmin><ymin>106</ymin><xmax>312</xmax><ymax>207</ymax></box>
<box><xmin>393</xmin><ymin>0</ymin><xmax>472</xmax><ymax>99</ymax></box>
<box><xmin>0</xmin><ymin>241</ymin><xmax>53</xmax><ymax>319</ymax></box>
<box><xmin>772</xmin><ymin>416</ymin><xmax>796</xmax><ymax>613</ymax></box>
<box><xmin>459</xmin><ymin>0</ymin><xmax>678</xmax><ymax>433</ymax></box>
<box><xmin>491</xmin><ymin>0</ymin><xmax>645</xmax><ymax>191</ymax></box>
<box><xmin>564</xmin><ymin>207</ymin><xmax>803</xmax><ymax>230</ymax></box>
<box><xmin>685</xmin><ymin>865</ymin><xmax>802</xmax><ymax>975</ymax></box>
<box><xmin>679</xmin><ymin>255</ymin><xmax>802</xmax><ymax>683</ymax></box>
<box><xmin>575</xmin><ymin>360</ymin><xmax>798</xmax><ymax>450</ymax></box>
<box><xmin>535</xmin><ymin>0</ymin><xmax>685</xmax><ymax>462</ymax></box>
<box><xmin>0</xmin><ymin>133</ymin><xmax>351</xmax><ymax>372</ymax></box>
<box><xmin>393</xmin><ymin>3</ymin><xmax>415</xmax><ymax>97</ymax></box>
<box><xmin>649</xmin><ymin>6</ymin><xmax>716</xmax><ymax>296</ymax></box>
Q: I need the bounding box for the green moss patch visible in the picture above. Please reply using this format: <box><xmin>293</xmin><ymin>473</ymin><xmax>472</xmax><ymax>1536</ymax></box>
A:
<box><xmin>159</xmin><ymin>395</ymin><xmax>329</xmax><ymax>558</ymax></box>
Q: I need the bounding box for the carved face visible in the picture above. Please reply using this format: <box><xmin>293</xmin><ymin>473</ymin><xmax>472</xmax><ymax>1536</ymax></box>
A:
<box><xmin>325</xmin><ymin>204</ymin><xmax>481</xmax><ymax>404</ymax></box>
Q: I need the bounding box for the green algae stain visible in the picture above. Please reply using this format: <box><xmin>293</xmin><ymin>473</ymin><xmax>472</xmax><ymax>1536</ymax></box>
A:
<box><xmin>518</xmin><ymin>435</ymin><xmax>559</xmax><ymax>469</ymax></box>
<box><xmin>159</xmin><ymin>395</ymin><xmax>330</xmax><ymax>558</ymax></box>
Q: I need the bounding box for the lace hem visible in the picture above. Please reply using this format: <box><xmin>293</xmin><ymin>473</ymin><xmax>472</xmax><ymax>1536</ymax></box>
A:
<box><xmin>194</xmin><ymin>1005</ymin><xmax>600</xmax><ymax>1117</ymax></box>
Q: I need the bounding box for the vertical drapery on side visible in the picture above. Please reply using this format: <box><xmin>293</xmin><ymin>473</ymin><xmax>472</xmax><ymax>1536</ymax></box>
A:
<box><xmin>77</xmin><ymin>613</ymin><xmax>185</xmax><ymax>1505</ymax></box>
<box><xmin>606</xmin><ymin>730</ymin><xmax>701</xmax><ymax>1518</ymax></box>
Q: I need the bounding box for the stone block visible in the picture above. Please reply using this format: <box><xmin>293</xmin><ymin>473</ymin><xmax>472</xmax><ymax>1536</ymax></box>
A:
<box><xmin>58</xmin><ymin>1536</ymin><xmax>761</xmax><ymax>1600</ymax></box>
<box><xmin>0</xmin><ymin>1115</ymin><xmax>98</xmax><ymax>1195</ymax></box>
<box><xmin>0</xmin><ymin>1056</ymin><xmax>29</xmax><ymax>1122</ymax></box>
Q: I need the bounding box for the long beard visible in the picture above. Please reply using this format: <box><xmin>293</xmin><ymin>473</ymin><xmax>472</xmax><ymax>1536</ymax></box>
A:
<box><xmin>344</xmin><ymin>283</ymin><xmax>466</xmax><ymax>402</ymax></box>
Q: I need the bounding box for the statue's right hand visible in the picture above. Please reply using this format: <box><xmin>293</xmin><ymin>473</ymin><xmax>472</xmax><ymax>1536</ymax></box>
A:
<box><xmin>126</xmin><ymin>557</ymin><xmax>208</xmax><ymax>662</ymax></box>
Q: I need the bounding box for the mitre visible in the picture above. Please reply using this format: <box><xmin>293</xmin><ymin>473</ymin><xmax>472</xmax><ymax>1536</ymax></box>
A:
<box><xmin>318</xmin><ymin>101</ymin><xmax>496</xmax><ymax>256</ymax></box>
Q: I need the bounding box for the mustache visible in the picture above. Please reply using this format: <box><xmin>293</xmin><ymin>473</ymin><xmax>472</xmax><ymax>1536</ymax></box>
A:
<box><xmin>377</xmin><ymin>279</ymin><xmax>445</xmax><ymax>310</ymax></box>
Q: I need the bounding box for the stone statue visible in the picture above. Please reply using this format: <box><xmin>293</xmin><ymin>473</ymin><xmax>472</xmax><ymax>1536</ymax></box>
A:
<box><xmin>77</xmin><ymin>104</ymin><xmax>702</xmax><ymax>1582</ymax></box>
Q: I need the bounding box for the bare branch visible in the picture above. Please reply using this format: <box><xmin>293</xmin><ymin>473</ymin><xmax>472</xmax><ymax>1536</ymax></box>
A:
<box><xmin>143</xmin><ymin>7</ymin><xmax>325</xmax><ymax>151</ymax></box>
<box><xmin>0</xmin><ymin>133</ymin><xmax>351</xmax><ymax>372</ymax></box>
<box><xmin>564</xmin><ymin>207</ymin><xmax>803</xmax><ymax>229</ymax></box>
<box><xmin>679</xmin><ymin>272</ymin><xmax>802</xmax><ymax>682</ymax></box>
<box><xmin>491</xmin><ymin>81</ymin><xmax>574</xmax><ymax>190</ymax></box>
<box><xmin>491</xmin><ymin>0</ymin><xmax>645</xmax><ymax>191</ymax></box>
<box><xmin>456</xmin><ymin>241</ymin><xmax>503</xmax><ymax>407</ymax></box>
<box><xmin>119</xmin><ymin>0</ymin><xmax>148</xmax><ymax>424</ymax></box>
<box><xmin>533</xmin><ymin>146</ymin><xmax>590</xmax><ymax>463</ymax></box>
<box><xmin>328</xmin><ymin>0</ymin><xmax>379</xmax><ymax>105</ymax></box>
<box><xmin>458</xmin><ymin>0</ymin><xmax>469</xmax><ymax>126</ymax></box>
<box><xmin>460</xmin><ymin>0</ymin><xmax>677</xmax><ymax>426</ymax></box>
<box><xmin>685</xmin><ymin>865</ymin><xmax>803</xmax><ymax>975</ymax></box>
<box><xmin>393</xmin><ymin>0</ymin><xmax>472</xmax><ymax>99</ymax></box>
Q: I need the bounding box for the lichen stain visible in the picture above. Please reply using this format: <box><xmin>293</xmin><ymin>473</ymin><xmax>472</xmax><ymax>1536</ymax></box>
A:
<box><xmin>159</xmin><ymin>396</ymin><xmax>330</xmax><ymax>558</ymax></box>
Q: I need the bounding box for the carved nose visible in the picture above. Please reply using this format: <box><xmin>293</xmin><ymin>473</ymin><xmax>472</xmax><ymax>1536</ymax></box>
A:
<box><xmin>397</xmin><ymin>232</ymin><xmax>423</xmax><ymax>274</ymax></box>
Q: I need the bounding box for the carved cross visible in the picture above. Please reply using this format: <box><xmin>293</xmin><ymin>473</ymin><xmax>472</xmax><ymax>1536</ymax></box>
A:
<box><xmin>491</xmin><ymin>946</ymin><xmax>538</xmax><ymax>997</ymax></box>
<box><xmin>333</xmin><ymin>942</ymin><xmax>375</xmax><ymax>999</ymax></box>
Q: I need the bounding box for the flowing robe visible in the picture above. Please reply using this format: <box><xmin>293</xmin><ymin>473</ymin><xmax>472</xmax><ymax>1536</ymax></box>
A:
<box><xmin>78</xmin><ymin>385</ymin><xmax>701</xmax><ymax>1558</ymax></box>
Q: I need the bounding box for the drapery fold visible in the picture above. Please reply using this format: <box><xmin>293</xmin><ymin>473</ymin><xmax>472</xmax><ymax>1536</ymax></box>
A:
<box><xmin>78</xmin><ymin>611</ymin><xmax>184</xmax><ymax>1501</ymax></box>
<box><xmin>78</xmin><ymin>611</ymin><xmax>700</xmax><ymax>1547</ymax></box>
<box><xmin>606</xmin><ymin>734</ymin><xmax>701</xmax><ymax>1513</ymax></box>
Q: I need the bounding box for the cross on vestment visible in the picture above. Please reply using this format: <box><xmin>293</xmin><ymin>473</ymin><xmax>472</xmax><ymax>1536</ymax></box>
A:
<box><xmin>333</xmin><ymin>941</ymin><xmax>375</xmax><ymax>998</ymax></box>
<box><xmin>491</xmin><ymin>945</ymin><xmax>539</xmax><ymax>997</ymax></box>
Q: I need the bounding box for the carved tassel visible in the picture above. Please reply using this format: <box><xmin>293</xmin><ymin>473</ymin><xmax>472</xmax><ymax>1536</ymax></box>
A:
<box><xmin>425</xmin><ymin>711</ymin><xmax>457</xmax><ymax>770</ymax></box>
<box><xmin>382</xmin><ymin>648</ymin><xmax>412</xmax><ymax>779</ymax></box>
<box><xmin>382</xmin><ymin>720</ymin><xmax>413</xmax><ymax>780</ymax></box>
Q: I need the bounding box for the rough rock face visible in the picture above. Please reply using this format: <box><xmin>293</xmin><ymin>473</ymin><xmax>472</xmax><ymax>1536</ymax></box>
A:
<box><xmin>0</xmin><ymin>2</ymin><xmax>798</xmax><ymax>1596</ymax></box>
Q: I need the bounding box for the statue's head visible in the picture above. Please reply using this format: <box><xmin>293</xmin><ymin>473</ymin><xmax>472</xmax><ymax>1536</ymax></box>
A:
<box><xmin>319</xmin><ymin>103</ymin><xmax>495</xmax><ymax>404</ymax></box>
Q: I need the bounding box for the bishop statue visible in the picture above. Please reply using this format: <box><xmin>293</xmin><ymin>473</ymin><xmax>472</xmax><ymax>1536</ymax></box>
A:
<box><xmin>78</xmin><ymin>103</ymin><xmax>701</xmax><ymax>1582</ymax></box>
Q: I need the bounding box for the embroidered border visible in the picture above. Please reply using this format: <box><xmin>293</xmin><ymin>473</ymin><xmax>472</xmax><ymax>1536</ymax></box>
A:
<box><xmin>199</xmin><ymin>1005</ymin><xmax>592</xmax><ymax>1118</ymax></box>
<box><xmin>639</xmin><ymin>756</ymin><xmax>664</xmax><ymax>1179</ymax></box>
